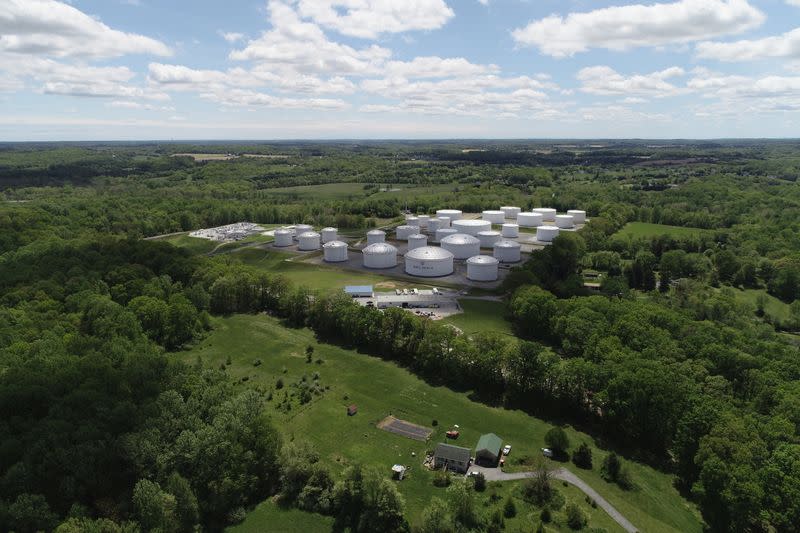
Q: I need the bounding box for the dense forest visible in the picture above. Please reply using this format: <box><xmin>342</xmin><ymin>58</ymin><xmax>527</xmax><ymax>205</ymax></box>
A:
<box><xmin>1</xmin><ymin>141</ymin><xmax>799</xmax><ymax>532</ymax></box>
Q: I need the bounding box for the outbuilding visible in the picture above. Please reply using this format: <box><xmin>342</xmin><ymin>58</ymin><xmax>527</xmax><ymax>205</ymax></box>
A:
<box><xmin>475</xmin><ymin>433</ymin><xmax>503</xmax><ymax>466</ymax></box>
<box><xmin>404</xmin><ymin>246</ymin><xmax>454</xmax><ymax>277</ymax></box>
<box><xmin>344</xmin><ymin>286</ymin><xmax>373</xmax><ymax>298</ymax></box>
<box><xmin>434</xmin><ymin>443</ymin><xmax>471</xmax><ymax>474</ymax></box>
<box><xmin>440</xmin><ymin>233</ymin><xmax>481</xmax><ymax>259</ymax></box>
<box><xmin>467</xmin><ymin>255</ymin><xmax>499</xmax><ymax>282</ymax></box>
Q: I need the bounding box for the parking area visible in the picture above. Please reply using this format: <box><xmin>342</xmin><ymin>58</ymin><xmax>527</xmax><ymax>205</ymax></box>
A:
<box><xmin>352</xmin><ymin>288</ymin><xmax>462</xmax><ymax>319</ymax></box>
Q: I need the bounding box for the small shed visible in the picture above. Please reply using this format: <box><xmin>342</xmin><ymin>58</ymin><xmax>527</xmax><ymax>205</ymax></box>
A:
<box><xmin>433</xmin><ymin>443</ymin><xmax>471</xmax><ymax>474</ymax></box>
<box><xmin>475</xmin><ymin>433</ymin><xmax>503</xmax><ymax>466</ymax></box>
<box><xmin>345</xmin><ymin>285</ymin><xmax>374</xmax><ymax>298</ymax></box>
<box><xmin>347</xmin><ymin>404</ymin><xmax>358</xmax><ymax>416</ymax></box>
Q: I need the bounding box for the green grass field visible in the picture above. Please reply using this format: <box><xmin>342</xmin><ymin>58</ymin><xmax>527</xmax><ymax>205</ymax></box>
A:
<box><xmin>732</xmin><ymin>288</ymin><xmax>791</xmax><ymax>322</ymax></box>
<box><xmin>157</xmin><ymin>234</ymin><xmax>218</xmax><ymax>254</ymax></box>
<box><xmin>442</xmin><ymin>299</ymin><xmax>513</xmax><ymax>335</ymax></box>
<box><xmin>264</xmin><ymin>182</ymin><xmax>372</xmax><ymax>200</ymax></box>
<box><xmin>613</xmin><ymin>222</ymin><xmax>709</xmax><ymax>239</ymax></box>
<box><xmin>181</xmin><ymin>315</ymin><xmax>702</xmax><ymax>533</ymax></box>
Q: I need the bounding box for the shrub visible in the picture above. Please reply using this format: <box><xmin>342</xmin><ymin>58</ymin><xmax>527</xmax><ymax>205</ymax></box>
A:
<box><xmin>540</xmin><ymin>508</ymin><xmax>551</xmax><ymax>523</ymax></box>
<box><xmin>226</xmin><ymin>354</ymin><xmax>232</xmax><ymax>365</ymax></box>
<box><xmin>276</xmin><ymin>378</ymin><xmax>284</xmax><ymax>389</ymax></box>
<box><xmin>432</xmin><ymin>419</ymin><xmax>438</xmax><ymax>426</ymax></box>
<box><xmin>433</xmin><ymin>468</ymin><xmax>451</xmax><ymax>487</ymax></box>
<box><xmin>572</xmin><ymin>443</ymin><xmax>593</xmax><ymax>469</ymax></box>
<box><xmin>545</xmin><ymin>427</ymin><xmax>570</xmax><ymax>457</ymax></box>
<box><xmin>566</xmin><ymin>503</ymin><xmax>587</xmax><ymax>530</ymax></box>
<box><xmin>253</xmin><ymin>359</ymin><xmax>262</xmax><ymax>367</ymax></box>
<box><xmin>503</xmin><ymin>496</ymin><xmax>517</xmax><ymax>518</ymax></box>
<box><xmin>473</xmin><ymin>472</ymin><xmax>486</xmax><ymax>492</ymax></box>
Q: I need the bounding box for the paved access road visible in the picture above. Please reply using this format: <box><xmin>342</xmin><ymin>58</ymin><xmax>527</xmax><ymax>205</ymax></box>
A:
<box><xmin>467</xmin><ymin>465</ymin><xmax>638</xmax><ymax>533</ymax></box>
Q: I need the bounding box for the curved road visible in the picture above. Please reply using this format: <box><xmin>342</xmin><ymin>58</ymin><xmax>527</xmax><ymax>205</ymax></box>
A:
<box><xmin>467</xmin><ymin>465</ymin><xmax>638</xmax><ymax>533</ymax></box>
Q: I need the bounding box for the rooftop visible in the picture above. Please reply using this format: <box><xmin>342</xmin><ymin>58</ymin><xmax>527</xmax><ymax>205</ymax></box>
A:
<box><xmin>435</xmin><ymin>443</ymin><xmax>471</xmax><ymax>463</ymax></box>
<box><xmin>475</xmin><ymin>433</ymin><xmax>503</xmax><ymax>454</ymax></box>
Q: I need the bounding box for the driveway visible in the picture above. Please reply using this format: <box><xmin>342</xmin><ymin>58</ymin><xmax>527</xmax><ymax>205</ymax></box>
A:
<box><xmin>467</xmin><ymin>464</ymin><xmax>638</xmax><ymax>533</ymax></box>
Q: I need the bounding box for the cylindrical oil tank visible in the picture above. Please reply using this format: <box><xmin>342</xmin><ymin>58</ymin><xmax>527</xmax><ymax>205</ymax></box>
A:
<box><xmin>407</xmin><ymin>233</ymin><xmax>428</xmax><ymax>251</ymax></box>
<box><xmin>436</xmin><ymin>209</ymin><xmax>463</xmax><ymax>222</ymax></box>
<box><xmin>435</xmin><ymin>228</ymin><xmax>457</xmax><ymax>242</ymax></box>
<box><xmin>467</xmin><ymin>255</ymin><xmax>499</xmax><ymax>281</ymax></box>
<box><xmin>321</xmin><ymin>227</ymin><xmax>338</xmax><ymax>243</ymax></box>
<box><xmin>298</xmin><ymin>231</ymin><xmax>321</xmax><ymax>250</ymax></box>
<box><xmin>362</xmin><ymin>242</ymin><xmax>398</xmax><ymax>269</ymax></box>
<box><xmin>517</xmin><ymin>212</ymin><xmax>543</xmax><ymax>227</ymax></box>
<box><xmin>406</xmin><ymin>216</ymin><xmax>419</xmax><ymax>227</ymax></box>
<box><xmin>532</xmin><ymin>208</ymin><xmax>557</xmax><ymax>222</ymax></box>
<box><xmin>367</xmin><ymin>229</ymin><xmax>386</xmax><ymax>245</ymax></box>
<box><xmin>437</xmin><ymin>216</ymin><xmax>451</xmax><ymax>228</ymax></box>
<box><xmin>396</xmin><ymin>225</ymin><xmax>418</xmax><ymax>240</ymax></box>
<box><xmin>501</xmin><ymin>206</ymin><xmax>521</xmax><ymax>219</ymax></box>
<box><xmin>477</xmin><ymin>230</ymin><xmax>501</xmax><ymax>249</ymax></box>
<box><xmin>482</xmin><ymin>210</ymin><xmax>506</xmax><ymax>224</ymax></box>
<box><xmin>567</xmin><ymin>210</ymin><xmax>586</xmax><ymax>224</ymax></box>
<box><xmin>417</xmin><ymin>215</ymin><xmax>430</xmax><ymax>228</ymax></box>
<box><xmin>452</xmin><ymin>219</ymin><xmax>491</xmax><ymax>236</ymax></box>
<box><xmin>294</xmin><ymin>224</ymin><xmax>313</xmax><ymax>238</ymax></box>
<box><xmin>427</xmin><ymin>218</ymin><xmax>442</xmax><ymax>234</ymax></box>
<box><xmin>493</xmin><ymin>240</ymin><xmax>521</xmax><ymax>263</ymax></box>
<box><xmin>440</xmin><ymin>233</ymin><xmax>481</xmax><ymax>259</ymax></box>
<box><xmin>274</xmin><ymin>229</ymin><xmax>293</xmax><ymax>247</ymax></box>
<box><xmin>501</xmin><ymin>223</ymin><xmax>519</xmax><ymax>238</ymax></box>
<box><xmin>404</xmin><ymin>246</ymin><xmax>454</xmax><ymax>277</ymax></box>
<box><xmin>536</xmin><ymin>226</ymin><xmax>560</xmax><ymax>242</ymax></box>
<box><xmin>323</xmin><ymin>240</ymin><xmax>348</xmax><ymax>262</ymax></box>
<box><xmin>555</xmin><ymin>215</ymin><xmax>574</xmax><ymax>229</ymax></box>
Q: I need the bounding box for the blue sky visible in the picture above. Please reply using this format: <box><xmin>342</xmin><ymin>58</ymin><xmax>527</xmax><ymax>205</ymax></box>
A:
<box><xmin>1</xmin><ymin>0</ymin><xmax>799</xmax><ymax>140</ymax></box>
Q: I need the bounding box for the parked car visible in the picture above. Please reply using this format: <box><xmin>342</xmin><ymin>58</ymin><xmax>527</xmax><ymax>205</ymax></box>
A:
<box><xmin>503</xmin><ymin>444</ymin><xmax>512</xmax><ymax>456</ymax></box>
<box><xmin>395</xmin><ymin>288</ymin><xmax>401</xmax><ymax>295</ymax></box>
<box><xmin>541</xmin><ymin>448</ymin><xmax>554</xmax><ymax>458</ymax></box>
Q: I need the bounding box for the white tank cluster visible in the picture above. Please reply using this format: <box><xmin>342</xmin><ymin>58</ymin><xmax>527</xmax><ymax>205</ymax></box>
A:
<box><xmin>501</xmin><ymin>223</ymin><xmax>519</xmax><ymax>238</ymax></box>
<box><xmin>404</xmin><ymin>246</ymin><xmax>454</xmax><ymax>277</ymax></box>
<box><xmin>323</xmin><ymin>240</ymin><xmax>348</xmax><ymax>262</ymax></box>
<box><xmin>501</xmin><ymin>206</ymin><xmax>521</xmax><ymax>219</ymax></box>
<box><xmin>537</xmin><ymin>226</ymin><xmax>560</xmax><ymax>242</ymax></box>
<box><xmin>517</xmin><ymin>212</ymin><xmax>543</xmax><ymax>227</ymax></box>
<box><xmin>467</xmin><ymin>255</ymin><xmax>499</xmax><ymax>281</ymax></box>
<box><xmin>436</xmin><ymin>209</ymin><xmax>462</xmax><ymax>222</ymax></box>
<box><xmin>362</xmin><ymin>242</ymin><xmax>398</xmax><ymax>269</ymax></box>
<box><xmin>482</xmin><ymin>210</ymin><xmax>506</xmax><ymax>224</ymax></box>
<box><xmin>452</xmin><ymin>219</ymin><xmax>491</xmax><ymax>236</ymax></box>
<box><xmin>427</xmin><ymin>218</ymin><xmax>442</xmax><ymax>234</ymax></box>
<box><xmin>321</xmin><ymin>227</ymin><xmax>338</xmax><ymax>243</ymax></box>
<box><xmin>298</xmin><ymin>231</ymin><xmax>321</xmax><ymax>251</ymax></box>
<box><xmin>294</xmin><ymin>224</ymin><xmax>313</xmax><ymax>238</ymax></box>
<box><xmin>568</xmin><ymin>210</ymin><xmax>586</xmax><ymax>224</ymax></box>
<box><xmin>493</xmin><ymin>240</ymin><xmax>521</xmax><ymax>263</ymax></box>
<box><xmin>396</xmin><ymin>225</ymin><xmax>418</xmax><ymax>240</ymax></box>
<box><xmin>435</xmin><ymin>228</ymin><xmax>457</xmax><ymax>242</ymax></box>
<box><xmin>555</xmin><ymin>215</ymin><xmax>575</xmax><ymax>229</ymax></box>
<box><xmin>477</xmin><ymin>230</ymin><xmax>501</xmax><ymax>249</ymax></box>
<box><xmin>407</xmin><ymin>233</ymin><xmax>428</xmax><ymax>251</ymax></box>
<box><xmin>367</xmin><ymin>229</ymin><xmax>385</xmax><ymax>244</ymax></box>
<box><xmin>440</xmin><ymin>233</ymin><xmax>480</xmax><ymax>259</ymax></box>
<box><xmin>532</xmin><ymin>208</ymin><xmax>557</xmax><ymax>222</ymax></box>
<box><xmin>274</xmin><ymin>229</ymin><xmax>293</xmax><ymax>247</ymax></box>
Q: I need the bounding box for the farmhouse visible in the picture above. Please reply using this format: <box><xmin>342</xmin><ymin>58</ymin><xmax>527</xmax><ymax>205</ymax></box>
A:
<box><xmin>475</xmin><ymin>433</ymin><xmax>503</xmax><ymax>466</ymax></box>
<box><xmin>433</xmin><ymin>443</ymin><xmax>471</xmax><ymax>474</ymax></box>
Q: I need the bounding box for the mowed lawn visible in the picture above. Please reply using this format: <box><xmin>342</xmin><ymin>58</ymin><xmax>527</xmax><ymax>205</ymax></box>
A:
<box><xmin>732</xmin><ymin>288</ymin><xmax>792</xmax><ymax>322</ymax></box>
<box><xmin>613</xmin><ymin>222</ymin><xmax>709</xmax><ymax>239</ymax></box>
<box><xmin>181</xmin><ymin>315</ymin><xmax>703</xmax><ymax>533</ymax></box>
<box><xmin>443</xmin><ymin>299</ymin><xmax>513</xmax><ymax>335</ymax></box>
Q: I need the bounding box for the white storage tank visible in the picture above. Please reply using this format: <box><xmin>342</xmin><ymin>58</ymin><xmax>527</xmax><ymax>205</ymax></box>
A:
<box><xmin>501</xmin><ymin>223</ymin><xmax>519</xmax><ymax>238</ymax></box>
<box><xmin>435</xmin><ymin>228</ymin><xmax>458</xmax><ymax>243</ymax></box>
<box><xmin>482</xmin><ymin>210</ymin><xmax>506</xmax><ymax>224</ymax></box>
<box><xmin>477</xmin><ymin>230</ymin><xmax>501</xmax><ymax>249</ymax></box>
<box><xmin>323</xmin><ymin>240</ymin><xmax>348</xmax><ymax>262</ymax></box>
<box><xmin>362</xmin><ymin>242</ymin><xmax>398</xmax><ymax>269</ymax></box>
<box><xmin>367</xmin><ymin>229</ymin><xmax>386</xmax><ymax>245</ymax></box>
<box><xmin>493</xmin><ymin>240</ymin><xmax>521</xmax><ymax>263</ymax></box>
<box><xmin>532</xmin><ymin>208</ymin><xmax>557</xmax><ymax>222</ymax></box>
<box><xmin>437</xmin><ymin>216</ymin><xmax>451</xmax><ymax>228</ymax></box>
<box><xmin>321</xmin><ymin>227</ymin><xmax>338</xmax><ymax>243</ymax></box>
<box><xmin>501</xmin><ymin>206</ymin><xmax>521</xmax><ymax>220</ymax></box>
<box><xmin>555</xmin><ymin>215</ymin><xmax>575</xmax><ymax>229</ymax></box>
<box><xmin>407</xmin><ymin>233</ymin><xmax>428</xmax><ymax>251</ymax></box>
<box><xmin>294</xmin><ymin>224</ymin><xmax>313</xmax><ymax>239</ymax></box>
<box><xmin>298</xmin><ymin>231</ymin><xmax>321</xmax><ymax>250</ymax></box>
<box><xmin>567</xmin><ymin>210</ymin><xmax>586</xmax><ymax>224</ymax></box>
<box><xmin>404</xmin><ymin>246</ymin><xmax>454</xmax><ymax>277</ymax></box>
<box><xmin>436</xmin><ymin>209</ymin><xmax>463</xmax><ymax>222</ymax></box>
<box><xmin>396</xmin><ymin>225</ymin><xmax>418</xmax><ymax>240</ymax></box>
<box><xmin>274</xmin><ymin>229</ymin><xmax>293</xmax><ymax>247</ymax></box>
<box><xmin>452</xmin><ymin>219</ymin><xmax>492</xmax><ymax>236</ymax></box>
<box><xmin>467</xmin><ymin>255</ymin><xmax>499</xmax><ymax>282</ymax></box>
<box><xmin>537</xmin><ymin>226</ymin><xmax>560</xmax><ymax>243</ymax></box>
<box><xmin>406</xmin><ymin>216</ymin><xmax>419</xmax><ymax>227</ymax></box>
<box><xmin>417</xmin><ymin>215</ymin><xmax>430</xmax><ymax>228</ymax></box>
<box><xmin>517</xmin><ymin>212</ymin><xmax>543</xmax><ymax>227</ymax></box>
<box><xmin>427</xmin><ymin>218</ymin><xmax>442</xmax><ymax>234</ymax></box>
<box><xmin>440</xmin><ymin>233</ymin><xmax>481</xmax><ymax>260</ymax></box>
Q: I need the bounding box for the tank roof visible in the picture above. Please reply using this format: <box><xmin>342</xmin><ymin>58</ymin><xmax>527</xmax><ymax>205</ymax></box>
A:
<box><xmin>362</xmin><ymin>242</ymin><xmax>398</xmax><ymax>254</ymax></box>
<box><xmin>494</xmin><ymin>239</ymin><xmax>521</xmax><ymax>248</ymax></box>
<box><xmin>323</xmin><ymin>240</ymin><xmax>347</xmax><ymax>248</ymax></box>
<box><xmin>405</xmin><ymin>246</ymin><xmax>454</xmax><ymax>261</ymax></box>
<box><xmin>441</xmin><ymin>233</ymin><xmax>480</xmax><ymax>245</ymax></box>
<box><xmin>467</xmin><ymin>255</ymin><xmax>499</xmax><ymax>265</ymax></box>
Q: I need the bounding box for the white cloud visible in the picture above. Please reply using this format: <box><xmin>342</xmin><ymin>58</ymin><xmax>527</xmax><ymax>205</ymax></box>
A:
<box><xmin>221</xmin><ymin>32</ymin><xmax>245</xmax><ymax>43</ymax></box>
<box><xmin>384</xmin><ymin>56</ymin><xmax>498</xmax><ymax>79</ymax></box>
<box><xmin>788</xmin><ymin>0</ymin><xmax>800</xmax><ymax>6</ymax></box>
<box><xmin>293</xmin><ymin>0</ymin><xmax>454</xmax><ymax>39</ymax></box>
<box><xmin>477</xmin><ymin>0</ymin><xmax>489</xmax><ymax>5</ymax></box>
<box><xmin>0</xmin><ymin>0</ymin><xmax>171</xmax><ymax>58</ymax></box>
<box><xmin>107</xmin><ymin>100</ymin><xmax>175</xmax><ymax>111</ymax></box>
<box><xmin>577</xmin><ymin>66</ymin><xmax>686</xmax><ymax>97</ymax></box>
<box><xmin>578</xmin><ymin>105</ymin><xmax>672</xmax><ymax>122</ymax></box>
<box><xmin>200</xmin><ymin>89</ymin><xmax>349</xmax><ymax>110</ymax></box>
<box><xmin>696</xmin><ymin>27</ymin><xmax>800</xmax><ymax>62</ymax></box>
<box><xmin>688</xmin><ymin>67</ymin><xmax>800</xmax><ymax>113</ymax></box>
<box><xmin>511</xmin><ymin>0</ymin><xmax>765</xmax><ymax>58</ymax></box>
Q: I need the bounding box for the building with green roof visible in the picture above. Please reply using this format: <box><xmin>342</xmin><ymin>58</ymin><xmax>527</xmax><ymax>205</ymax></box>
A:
<box><xmin>475</xmin><ymin>433</ymin><xmax>503</xmax><ymax>466</ymax></box>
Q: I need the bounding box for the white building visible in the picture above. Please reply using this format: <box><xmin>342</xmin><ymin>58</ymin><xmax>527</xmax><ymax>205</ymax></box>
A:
<box><xmin>440</xmin><ymin>233</ymin><xmax>481</xmax><ymax>259</ymax></box>
<box><xmin>501</xmin><ymin>223</ymin><xmax>519</xmax><ymax>238</ymax></box>
<box><xmin>323</xmin><ymin>240</ymin><xmax>348</xmax><ymax>262</ymax></box>
<box><xmin>477</xmin><ymin>230</ymin><xmax>501</xmax><ymax>249</ymax></box>
<box><xmin>517</xmin><ymin>212</ymin><xmax>544</xmax><ymax>227</ymax></box>
<box><xmin>298</xmin><ymin>231</ymin><xmax>321</xmax><ymax>250</ymax></box>
<box><xmin>536</xmin><ymin>226</ymin><xmax>560</xmax><ymax>242</ymax></box>
<box><xmin>452</xmin><ymin>219</ymin><xmax>491</xmax><ymax>236</ymax></box>
<box><xmin>482</xmin><ymin>210</ymin><xmax>506</xmax><ymax>224</ymax></box>
<box><xmin>493</xmin><ymin>240</ymin><xmax>521</xmax><ymax>263</ymax></box>
<box><xmin>404</xmin><ymin>246</ymin><xmax>454</xmax><ymax>277</ymax></box>
<box><xmin>362</xmin><ymin>242</ymin><xmax>398</xmax><ymax>268</ymax></box>
<box><xmin>467</xmin><ymin>255</ymin><xmax>499</xmax><ymax>281</ymax></box>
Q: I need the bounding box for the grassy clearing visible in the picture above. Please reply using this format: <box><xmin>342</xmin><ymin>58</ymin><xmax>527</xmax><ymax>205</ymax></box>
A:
<box><xmin>613</xmin><ymin>222</ymin><xmax>708</xmax><ymax>239</ymax></box>
<box><xmin>731</xmin><ymin>288</ymin><xmax>791</xmax><ymax>322</ymax></box>
<box><xmin>229</xmin><ymin>500</ymin><xmax>334</xmax><ymax>533</ymax></box>
<box><xmin>157</xmin><ymin>234</ymin><xmax>218</xmax><ymax>255</ymax></box>
<box><xmin>264</xmin><ymin>183</ymin><xmax>371</xmax><ymax>200</ymax></box>
<box><xmin>183</xmin><ymin>314</ymin><xmax>702</xmax><ymax>533</ymax></box>
<box><xmin>442</xmin><ymin>299</ymin><xmax>512</xmax><ymax>335</ymax></box>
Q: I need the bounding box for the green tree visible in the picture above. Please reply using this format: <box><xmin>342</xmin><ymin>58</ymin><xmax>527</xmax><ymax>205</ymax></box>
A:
<box><xmin>164</xmin><ymin>473</ymin><xmax>199</xmax><ymax>533</ymax></box>
<box><xmin>572</xmin><ymin>443</ymin><xmax>593</xmax><ymax>469</ymax></box>
<box><xmin>132</xmin><ymin>479</ymin><xmax>177</xmax><ymax>532</ymax></box>
<box><xmin>545</xmin><ymin>427</ymin><xmax>570</xmax><ymax>457</ymax></box>
<box><xmin>446</xmin><ymin>481</ymin><xmax>479</xmax><ymax>530</ymax></box>
<box><xmin>418</xmin><ymin>497</ymin><xmax>454</xmax><ymax>533</ymax></box>
<box><xmin>565</xmin><ymin>502</ymin><xmax>587</xmax><ymax>530</ymax></box>
<box><xmin>503</xmin><ymin>496</ymin><xmax>517</xmax><ymax>518</ymax></box>
<box><xmin>6</xmin><ymin>493</ymin><xmax>58</xmax><ymax>533</ymax></box>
